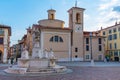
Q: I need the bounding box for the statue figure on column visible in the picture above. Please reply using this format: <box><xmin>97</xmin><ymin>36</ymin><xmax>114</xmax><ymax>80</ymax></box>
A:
<box><xmin>49</xmin><ymin>48</ymin><xmax>55</xmax><ymax>59</ymax></box>
<box><xmin>21</xmin><ymin>46</ymin><xmax>29</xmax><ymax>59</ymax></box>
<box><xmin>32</xmin><ymin>29</ymin><xmax>44</xmax><ymax>58</ymax></box>
<box><xmin>33</xmin><ymin>32</ymin><xmax>40</xmax><ymax>48</ymax></box>
<box><xmin>43</xmin><ymin>49</ymin><xmax>48</xmax><ymax>58</ymax></box>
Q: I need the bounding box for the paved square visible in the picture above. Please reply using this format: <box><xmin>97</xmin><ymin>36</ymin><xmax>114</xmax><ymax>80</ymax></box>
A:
<box><xmin>0</xmin><ymin>62</ymin><xmax>120</xmax><ymax>80</ymax></box>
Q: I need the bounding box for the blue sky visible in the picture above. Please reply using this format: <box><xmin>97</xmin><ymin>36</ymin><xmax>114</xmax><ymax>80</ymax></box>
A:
<box><xmin>0</xmin><ymin>0</ymin><xmax>120</xmax><ymax>45</ymax></box>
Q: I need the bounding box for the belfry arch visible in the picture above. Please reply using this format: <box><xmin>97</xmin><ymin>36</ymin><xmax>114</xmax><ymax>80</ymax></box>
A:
<box><xmin>76</xmin><ymin>13</ymin><xmax>81</xmax><ymax>23</ymax></box>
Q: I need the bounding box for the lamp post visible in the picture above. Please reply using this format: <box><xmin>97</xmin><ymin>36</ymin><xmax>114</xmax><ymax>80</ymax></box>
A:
<box><xmin>89</xmin><ymin>32</ymin><xmax>94</xmax><ymax>66</ymax></box>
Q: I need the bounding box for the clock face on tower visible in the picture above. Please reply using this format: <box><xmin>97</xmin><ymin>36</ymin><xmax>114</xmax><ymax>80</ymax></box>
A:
<box><xmin>75</xmin><ymin>25</ymin><xmax>82</xmax><ymax>33</ymax></box>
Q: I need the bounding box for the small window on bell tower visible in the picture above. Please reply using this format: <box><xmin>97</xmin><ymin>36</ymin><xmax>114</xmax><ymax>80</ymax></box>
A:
<box><xmin>51</xmin><ymin>14</ymin><xmax>54</xmax><ymax>20</ymax></box>
<box><xmin>76</xmin><ymin>13</ymin><xmax>81</xmax><ymax>23</ymax></box>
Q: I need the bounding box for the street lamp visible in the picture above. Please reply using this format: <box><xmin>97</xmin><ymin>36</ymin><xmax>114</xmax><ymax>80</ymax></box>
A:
<box><xmin>89</xmin><ymin>32</ymin><xmax>94</xmax><ymax>66</ymax></box>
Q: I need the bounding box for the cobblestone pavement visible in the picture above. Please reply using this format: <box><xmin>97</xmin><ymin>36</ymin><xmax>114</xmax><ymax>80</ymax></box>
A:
<box><xmin>0</xmin><ymin>62</ymin><xmax>120</xmax><ymax>80</ymax></box>
<box><xmin>58</xmin><ymin>61</ymin><xmax>120</xmax><ymax>67</ymax></box>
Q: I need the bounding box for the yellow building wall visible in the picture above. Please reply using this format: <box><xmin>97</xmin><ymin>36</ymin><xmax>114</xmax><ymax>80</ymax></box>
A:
<box><xmin>100</xmin><ymin>24</ymin><xmax>120</xmax><ymax>61</ymax></box>
<box><xmin>0</xmin><ymin>45</ymin><xmax>4</xmax><ymax>54</ymax></box>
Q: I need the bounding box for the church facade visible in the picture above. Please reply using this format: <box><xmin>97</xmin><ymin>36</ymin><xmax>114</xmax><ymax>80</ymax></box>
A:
<box><xmin>31</xmin><ymin>6</ymin><xmax>105</xmax><ymax>61</ymax></box>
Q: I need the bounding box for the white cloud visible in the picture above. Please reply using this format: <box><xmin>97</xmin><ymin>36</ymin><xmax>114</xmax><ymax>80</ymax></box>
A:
<box><xmin>98</xmin><ymin>0</ymin><xmax>118</xmax><ymax>10</ymax></box>
<box><xmin>96</xmin><ymin>0</ymin><xmax>120</xmax><ymax>28</ymax></box>
<box><xmin>84</xmin><ymin>14</ymin><xmax>90</xmax><ymax>21</ymax></box>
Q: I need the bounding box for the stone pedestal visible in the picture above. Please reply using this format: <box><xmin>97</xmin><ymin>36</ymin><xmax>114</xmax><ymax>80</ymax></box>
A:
<box><xmin>18</xmin><ymin>58</ymin><xmax>29</xmax><ymax>68</ymax></box>
<box><xmin>32</xmin><ymin>47</ymin><xmax>42</xmax><ymax>58</ymax></box>
<box><xmin>28</xmin><ymin>58</ymin><xmax>49</xmax><ymax>72</ymax></box>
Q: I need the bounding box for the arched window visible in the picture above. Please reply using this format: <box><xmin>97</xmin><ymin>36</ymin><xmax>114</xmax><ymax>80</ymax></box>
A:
<box><xmin>50</xmin><ymin>37</ymin><xmax>54</xmax><ymax>42</ymax></box>
<box><xmin>59</xmin><ymin>37</ymin><xmax>63</xmax><ymax>42</ymax></box>
<box><xmin>76</xmin><ymin>13</ymin><xmax>81</xmax><ymax>23</ymax></box>
<box><xmin>50</xmin><ymin>35</ymin><xmax>63</xmax><ymax>42</ymax></box>
<box><xmin>55</xmin><ymin>36</ymin><xmax>58</xmax><ymax>42</ymax></box>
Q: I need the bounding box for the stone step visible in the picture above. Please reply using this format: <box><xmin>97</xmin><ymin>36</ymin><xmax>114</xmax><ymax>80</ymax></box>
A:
<box><xmin>27</xmin><ymin>68</ymin><xmax>56</xmax><ymax>72</ymax></box>
<box><xmin>26</xmin><ymin>70</ymin><xmax>56</xmax><ymax>74</ymax></box>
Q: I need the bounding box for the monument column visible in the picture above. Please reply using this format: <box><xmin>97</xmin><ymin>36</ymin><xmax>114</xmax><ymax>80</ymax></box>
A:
<box><xmin>41</xmin><ymin>32</ymin><xmax>44</xmax><ymax>52</ymax></box>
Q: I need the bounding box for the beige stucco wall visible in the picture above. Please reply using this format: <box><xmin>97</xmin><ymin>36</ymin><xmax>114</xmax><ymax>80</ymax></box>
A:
<box><xmin>92</xmin><ymin>37</ymin><xmax>104</xmax><ymax>60</ymax></box>
<box><xmin>84</xmin><ymin>37</ymin><xmax>104</xmax><ymax>61</ymax></box>
<box><xmin>38</xmin><ymin>19</ymin><xmax>64</xmax><ymax>28</ymax></box>
<box><xmin>42</xmin><ymin>31</ymin><xmax>71</xmax><ymax>61</ymax></box>
<box><xmin>71</xmin><ymin>32</ymin><xmax>84</xmax><ymax>61</ymax></box>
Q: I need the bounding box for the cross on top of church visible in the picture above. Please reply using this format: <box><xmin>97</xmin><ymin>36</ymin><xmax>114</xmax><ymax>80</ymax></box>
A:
<box><xmin>75</xmin><ymin>0</ymin><xmax>77</xmax><ymax>7</ymax></box>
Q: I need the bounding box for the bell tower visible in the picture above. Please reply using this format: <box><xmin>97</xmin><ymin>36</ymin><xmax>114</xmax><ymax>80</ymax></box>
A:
<box><xmin>47</xmin><ymin>9</ymin><xmax>56</xmax><ymax>20</ymax></box>
<box><xmin>68</xmin><ymin>5</ymin><xmax>85</xmax><ymax>61</ymax></box>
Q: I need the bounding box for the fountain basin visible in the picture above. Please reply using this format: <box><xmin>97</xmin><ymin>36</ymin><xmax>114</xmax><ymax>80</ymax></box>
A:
<box><xmin>4</xmin><ymin>58</ymin><xmax>67</xmax><ymax>74</ymax></box>
<box><xmin>4</xmin><ymin>46</ymin><xmax>67</xmax><ymax>74</ymax></box>
<box><xmin>4</xmin><ymin>66</ymin><xmax>27</xmax><ymax>74</ymax></box>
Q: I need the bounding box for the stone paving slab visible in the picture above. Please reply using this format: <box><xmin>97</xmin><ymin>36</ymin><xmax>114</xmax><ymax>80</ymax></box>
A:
<box><xmin>0</xmin><ymin>66</ymin><xmax>120</xmax><ymax>80</ymax></box>
<box><xmin>58</xmin><ymin>61</ymin><xmax>120</xmax><ymax>67</ymax></box>
<box><xmin>0</xmin><ymin>62</ymin><xmax>120</xmax><ymax>80</ymax></box>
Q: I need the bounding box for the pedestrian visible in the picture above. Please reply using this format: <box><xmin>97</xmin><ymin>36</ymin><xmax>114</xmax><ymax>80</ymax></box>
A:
<box><xmin>104</xmin><ymin>58</ymin><xmax>107</xmax><ymax>62</ymax></box>
<box><xmin>8</xmin><ymin>59</ymin><xmax>11</xmax><ymax>65</ymax></box>
<box><xmin>11</xmin><ymin>57</ymin><xmax>14</xmax><ymax>64</ymax></box>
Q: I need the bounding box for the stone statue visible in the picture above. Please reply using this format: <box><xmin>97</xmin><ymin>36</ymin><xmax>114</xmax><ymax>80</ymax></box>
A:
<box><xmin>21</xmin><ymin>47</ymin><xmax>29</xmax><ymax>59</ymax></box>
<box><xmin>49</xmin><ymin>49</ymin><xmax>55</xmax><ymax>59</ymax></box>
<box><xmin>33</xmin><ymin>31</ymin><xmax>40</xmax><ymax>48</ymax></box>
<box><xmin>43</xmin><ymin>49</ymin><xmax>48</xmax><ymax>58</ymax></box>
<box><xmin>34</xmin><ymin>41</ymin><xmax>40</xmax><ymax>48</ymax></box>
<box><xmin>34</xmin><ymin>29</ymin><xmax>40</xmax><ymax>42</ymax></box>
<box><xmin>32</xmin><ymin>38</ymin><xmax>43</xmax><ymax>58</ymax></box>
<box><xmin>33</xmin><ymin>49</ymin><xmax>43</xmax><ymax>59</ymax></box>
